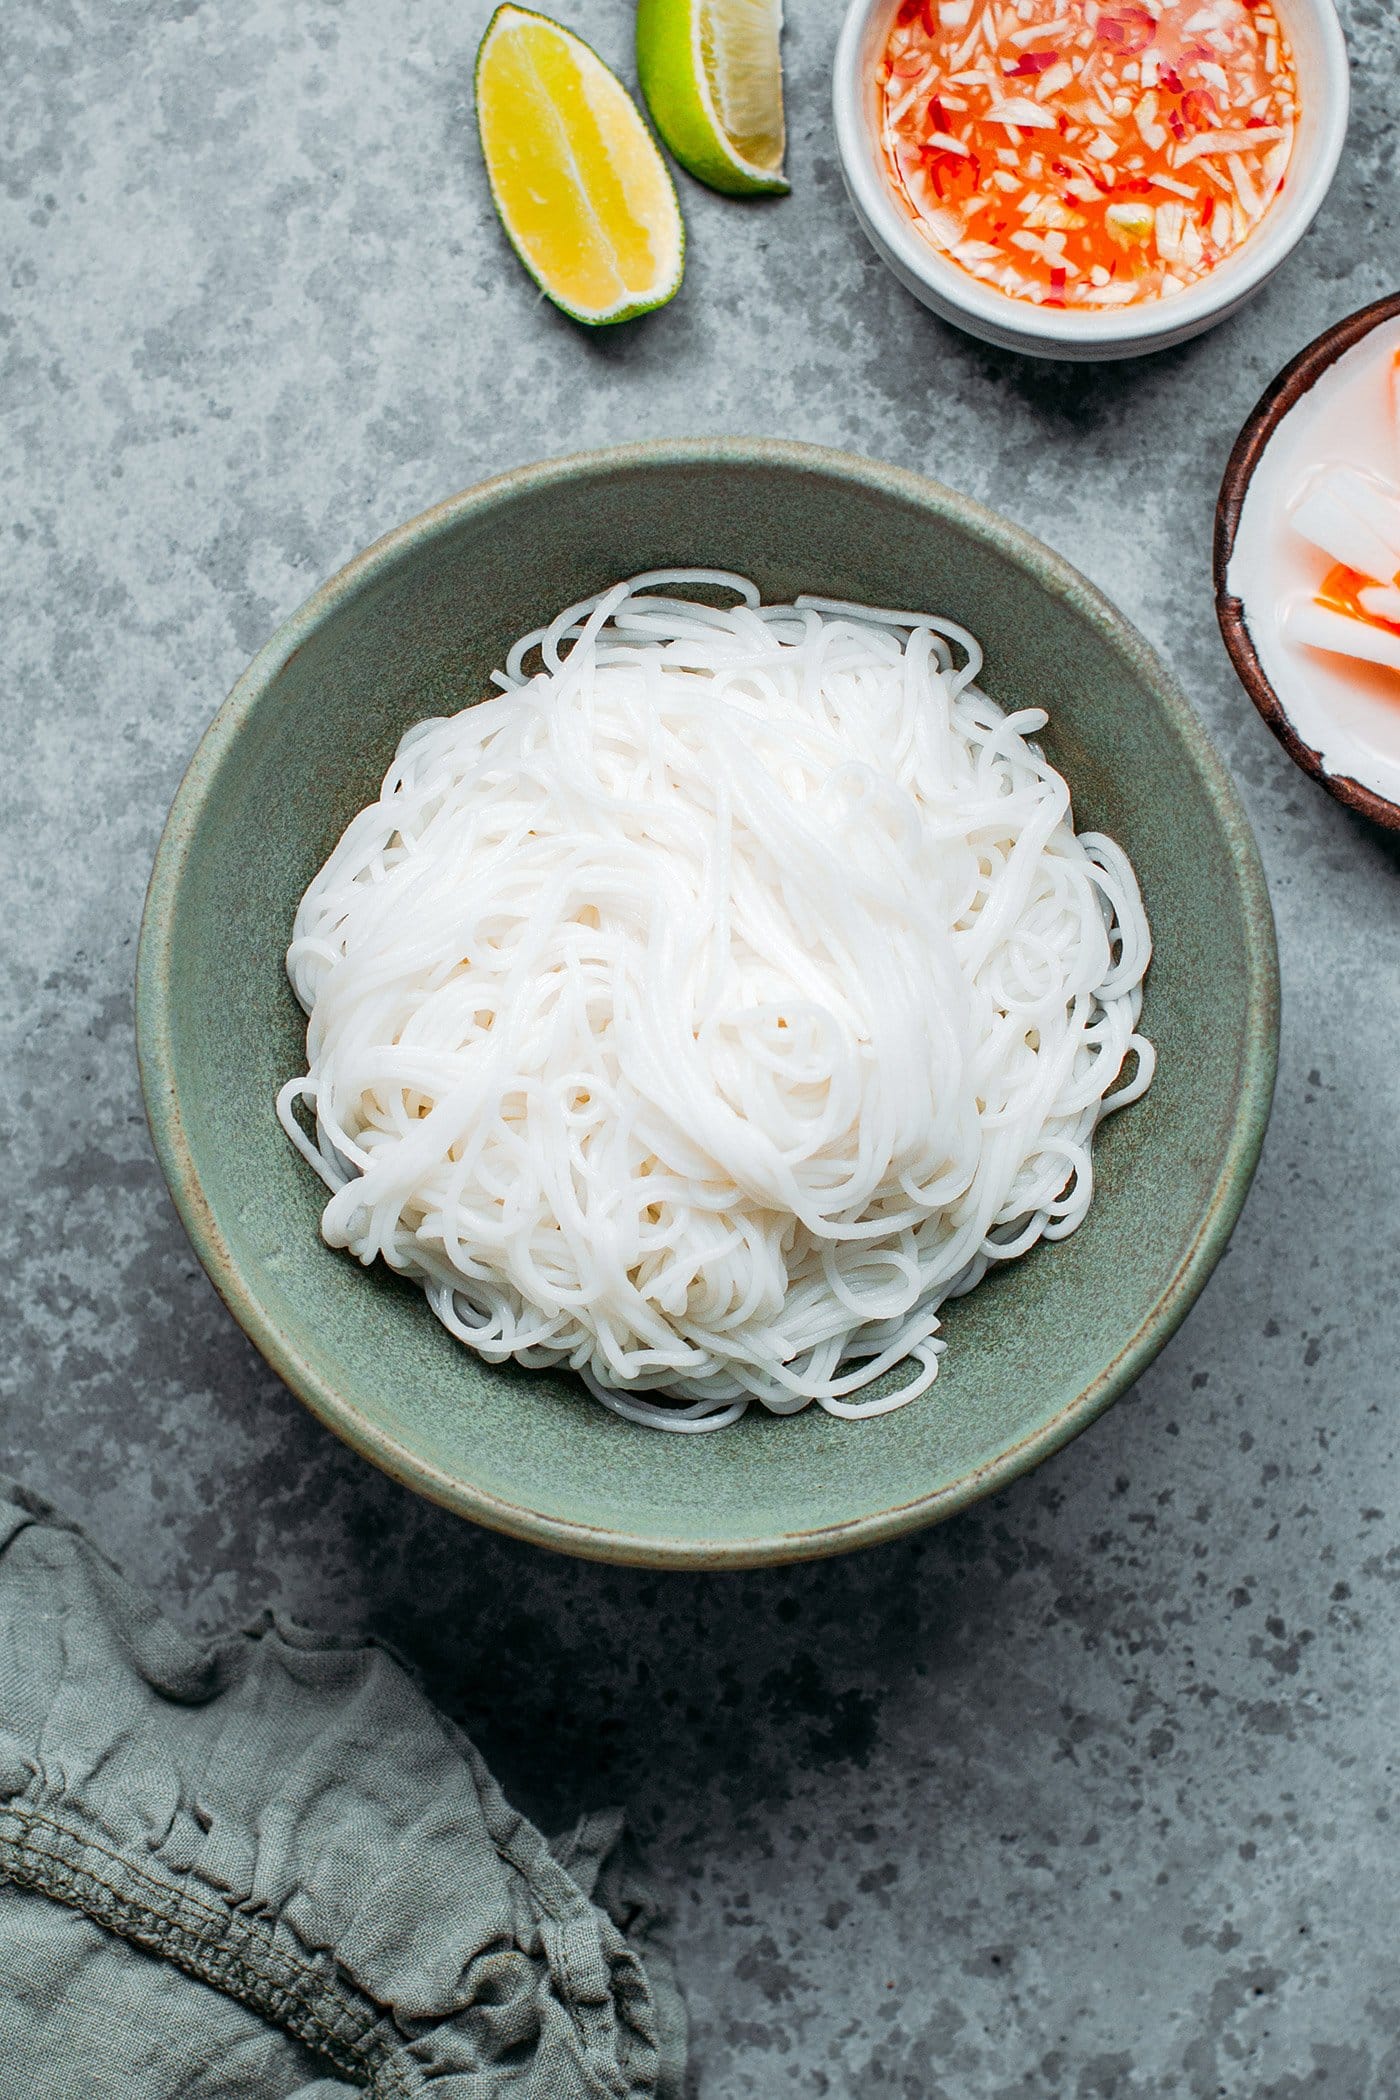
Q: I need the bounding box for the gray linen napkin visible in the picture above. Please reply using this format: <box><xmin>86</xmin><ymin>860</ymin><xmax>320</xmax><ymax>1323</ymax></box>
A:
<box><xmin>0</xmin><ymin>1479</ymin><xmax>685</xmax><ymax>2098</ymax></box>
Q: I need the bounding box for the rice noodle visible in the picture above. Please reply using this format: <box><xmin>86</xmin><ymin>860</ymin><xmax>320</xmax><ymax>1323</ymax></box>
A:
<box><xmin>277</xmin><ymin>572</ymin><xmax>1154</xmax><ymax>1431</ymax></box>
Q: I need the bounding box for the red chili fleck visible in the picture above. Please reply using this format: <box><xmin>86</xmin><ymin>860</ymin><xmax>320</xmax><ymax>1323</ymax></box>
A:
<box><xmin>1167</xmin><ymin>109</ymin><xmax>1186</xmax><ymax>140</ymax></box>
<box><xmin>1097</xmin><ymin>6</ymin><xmax>1155</xmax><ymax>54</ymax></box>
<box><xmin>1012</xmin><ymin>50</ymin><xmax>1060</xmax><ymax>73</ymax></box>
<box><xmin>1050</xmin><ymin>266</ymin><xmax>1067</xmax><ymax>291</ymax></box>
<box><xmin>1159</xmin><ymin>66</ymin><xmax>1183</xmax><ymax>93</ymax></box>
<box><xmin>1044</xmin><ymin>297</ymin><xmax>1066</xmax><ymax>308</ymax></box>
<box><xmin>928</xmin><ymin>94</ymin><xmax>952</xmax><ymax>130</ymax></box>
<box><xmin>927</xmin><ymin>147</ymin><xmax>973</xmax><ymax>200</ymax></box>
<box><xmin>1180</xmin><ymin>86</ymin><xmax>1217</xmax><ymax>129</ymax></box>
<box><xmin>1245</xmin><ymin>114</ymin><xmax>1269</xmax><ymax>127</ymax></box>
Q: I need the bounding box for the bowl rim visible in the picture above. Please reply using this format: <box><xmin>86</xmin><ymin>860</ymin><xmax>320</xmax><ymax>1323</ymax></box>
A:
<box><xmin>831</xmin><ymin>0</ymin><xmax>1350</xmax><ymax>356</ymax></box>
<box><xmin>136</xmin><ymin>436</ymin><xmax>1280</xmax><ymax>1569</ymax></box>
<box><xmin>1214</xmin><ymin>290</ymin><xmax>1400</xmax><ymax>831</ymax></box>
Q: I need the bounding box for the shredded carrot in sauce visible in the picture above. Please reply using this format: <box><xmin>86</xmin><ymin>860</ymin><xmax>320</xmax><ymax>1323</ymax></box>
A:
<box><xmin>878</xmin><ymin>0</ymin><xmax>1298</xmax><ymax>309</ymax></box>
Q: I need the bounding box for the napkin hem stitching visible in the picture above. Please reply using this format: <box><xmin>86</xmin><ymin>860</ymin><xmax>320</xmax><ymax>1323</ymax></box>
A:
<box><xmin>0</xmin><ymin>1802</ymin><xmax>415</xmax><ymax>2097</ymax></box>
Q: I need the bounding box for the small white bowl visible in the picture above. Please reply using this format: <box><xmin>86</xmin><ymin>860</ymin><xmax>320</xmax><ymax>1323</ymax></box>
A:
<box><xmin>832</xmin><ymin>0</ymin><xmax>1350</xmax><ymax>362</ymax></box>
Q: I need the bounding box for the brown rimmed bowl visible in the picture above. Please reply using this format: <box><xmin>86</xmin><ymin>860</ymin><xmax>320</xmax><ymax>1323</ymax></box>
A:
<box><xmin>1215</xmin><ymin>290</ymin><xmax>1400</xmax><ymax>830</ymax></box>
<box><xmin>137</xmin><ymin>439</ymin><xmax>1279</xmax><ymax>1568</ymax></box>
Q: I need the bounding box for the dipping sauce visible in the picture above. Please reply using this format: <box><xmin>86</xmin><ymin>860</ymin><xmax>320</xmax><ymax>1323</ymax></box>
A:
<box><xmin>878</xmin><ymin>0</ymin><xmax>1298</xmax><ymax>309</ymax></box>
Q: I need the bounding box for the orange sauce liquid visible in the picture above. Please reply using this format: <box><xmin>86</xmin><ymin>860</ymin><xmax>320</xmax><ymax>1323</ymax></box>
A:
<box><xmin>1317</xmin><ymin>564</ymin><xmax>1400</xmax><ymax>641</ymax></box>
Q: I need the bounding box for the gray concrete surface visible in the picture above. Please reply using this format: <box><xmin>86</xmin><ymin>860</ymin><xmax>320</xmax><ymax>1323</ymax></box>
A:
<box><xmin>4</xmin><ymin>0</ymin><xmax>1399</xmax><ymax>2091</ymax></box>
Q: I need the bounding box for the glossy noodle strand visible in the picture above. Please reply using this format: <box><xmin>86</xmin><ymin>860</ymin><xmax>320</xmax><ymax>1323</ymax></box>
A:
<box><xmin>277</xmin><ymin>573</ymin><xmax>1154</xmax><ymax>1430</ymax></box>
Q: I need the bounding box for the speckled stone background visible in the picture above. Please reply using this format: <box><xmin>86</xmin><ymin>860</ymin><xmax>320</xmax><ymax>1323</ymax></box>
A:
<box><xmin>4</xmin><ymin>0</ymin><xmax>1399</xmax><ymax>2091</ymax></box>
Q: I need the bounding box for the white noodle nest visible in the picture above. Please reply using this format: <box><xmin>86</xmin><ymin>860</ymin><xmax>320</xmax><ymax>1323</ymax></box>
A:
<box><xmin>278</xmin><ymin>571</ymin><xmax>1154</xmax><ymax>1431</ymax></box>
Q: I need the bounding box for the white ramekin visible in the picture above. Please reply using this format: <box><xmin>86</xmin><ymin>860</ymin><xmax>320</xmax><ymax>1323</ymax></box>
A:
<box><xmin>832</xmin><ymin>0</ymin><xmax>1350</xmax><ymax>362</ymax></box>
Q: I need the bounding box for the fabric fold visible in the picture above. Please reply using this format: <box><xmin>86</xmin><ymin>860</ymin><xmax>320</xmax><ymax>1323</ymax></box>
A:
<box><xmin>0</xmin><ymin>1480</ymin><xmax>685</xmax><ymax>2100</ymax></box>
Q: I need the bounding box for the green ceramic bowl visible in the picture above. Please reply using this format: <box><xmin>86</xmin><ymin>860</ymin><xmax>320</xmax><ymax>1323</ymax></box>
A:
<box><xmin>137</xmin><ymin>440</ymin><xmax>1278</xmax><ymax>1568</ymax></box>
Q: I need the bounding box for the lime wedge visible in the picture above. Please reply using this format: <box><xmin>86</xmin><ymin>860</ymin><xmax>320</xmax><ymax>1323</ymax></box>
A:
<box><xmin>636</xmin><ymin>0</ymin><xmax>788</xmax><ymax>198</ymax></box>
<box><xmin>475</xmin><ymin>5</ymin><xmax>685</xmax><ymax>326</ymax></box>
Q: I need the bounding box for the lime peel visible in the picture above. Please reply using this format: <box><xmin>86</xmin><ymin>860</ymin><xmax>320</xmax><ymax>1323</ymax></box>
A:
<box><xmin>636</xmin><ymin>0</ymin><xmax>788</xmax><ymax>199</ymax></box>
